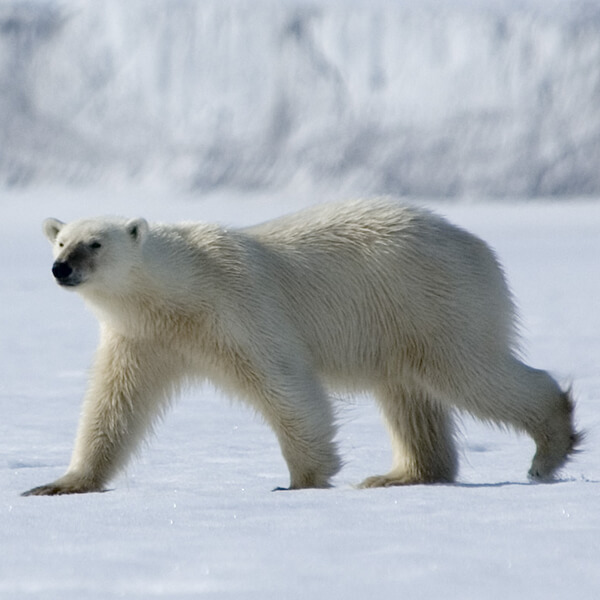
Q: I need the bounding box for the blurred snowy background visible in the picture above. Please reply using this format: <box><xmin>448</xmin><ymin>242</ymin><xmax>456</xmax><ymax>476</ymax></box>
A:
<box><xmin>2</xmin><ymin>0</ymin><xmax>600</xmax><ymax>198</ymax></box>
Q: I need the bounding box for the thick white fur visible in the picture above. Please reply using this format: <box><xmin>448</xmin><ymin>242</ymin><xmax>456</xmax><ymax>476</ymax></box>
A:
<box><xmin>24</xmin><ymin>201</ymin><xmax>579</xmax><ymax>495</ymax></box>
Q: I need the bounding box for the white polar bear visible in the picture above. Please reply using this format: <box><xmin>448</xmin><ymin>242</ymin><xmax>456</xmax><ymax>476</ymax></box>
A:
<box><xmin>23</xmin><ymin>200</ymin><xmax>579</xmax><ymax>495</ymax></box>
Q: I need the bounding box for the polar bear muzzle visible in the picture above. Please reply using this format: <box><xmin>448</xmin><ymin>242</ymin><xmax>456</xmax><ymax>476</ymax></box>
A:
<box><xmin>51</xmin><ymin>243</ymin><xmax>97</xmax><ymax>287</ymax></box>
<box><xmin>52</xmin><ymin>260</ymin><xmax>79</xmax><ymax>286</ymax></box>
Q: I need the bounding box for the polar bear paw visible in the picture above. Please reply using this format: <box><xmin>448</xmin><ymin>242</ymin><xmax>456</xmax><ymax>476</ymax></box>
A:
<box><xmin>22</xmin><ymin>474</ymin><xmax>105</xmax><ymax>496</ymax></box>
<box><xmin>358</xmin><ymin>473</ymin><xmax>424</xmax><ymax>488</ymax></box>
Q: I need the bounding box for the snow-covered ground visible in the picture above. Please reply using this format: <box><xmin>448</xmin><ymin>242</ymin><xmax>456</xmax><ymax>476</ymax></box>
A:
<box><xmin>1</xmin><ymin>189</ymin><xmax>598</xmax><ymax>598</ymax></box>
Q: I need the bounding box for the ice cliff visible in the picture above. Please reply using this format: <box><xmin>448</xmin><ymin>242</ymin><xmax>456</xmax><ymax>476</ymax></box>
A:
<box><xmin>2</xmin><ymin>0</ymin><xmax>600</xmax><ymax>197</ymax></box>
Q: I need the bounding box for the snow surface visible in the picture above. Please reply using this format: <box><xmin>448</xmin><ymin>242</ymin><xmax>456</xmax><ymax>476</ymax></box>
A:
<box><xmin>2</xmin><ymin>0</ymin><xmax>600</xmax><ymax>196</ymax></box>
<box><xmin>1</xmin><ymin>189</ymin><xmax>599</xmax><ymax>599</ymax></box>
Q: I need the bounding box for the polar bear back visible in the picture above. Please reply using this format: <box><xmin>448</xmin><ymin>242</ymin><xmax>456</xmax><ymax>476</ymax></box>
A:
<box><xmin>238</xmin><ymin>201</ymin><xmax>517</xmax><ymax>384</ymax></box>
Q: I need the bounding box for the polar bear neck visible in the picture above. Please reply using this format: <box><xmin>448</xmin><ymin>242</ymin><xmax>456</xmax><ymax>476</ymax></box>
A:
<box><xmin>79</xmin><ymin>223</ymin><xmax>231</xmax><ymax>339</ymax></box>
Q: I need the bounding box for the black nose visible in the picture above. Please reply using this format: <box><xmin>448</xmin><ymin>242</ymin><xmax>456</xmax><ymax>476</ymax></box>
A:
<box><xmin>52</xmin><ymin>261</ymin><xmax>72</xmax><ymax>280</ymax></box>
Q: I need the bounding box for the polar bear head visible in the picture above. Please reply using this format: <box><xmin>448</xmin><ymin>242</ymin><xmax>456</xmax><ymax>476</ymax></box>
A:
<box><xmin>43</xmin><ymin>217</ymin><xmax>149</xmax><ymax>292</ymax></box>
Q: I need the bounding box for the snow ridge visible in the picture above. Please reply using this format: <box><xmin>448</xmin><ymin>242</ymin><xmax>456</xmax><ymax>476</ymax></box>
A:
<box><xmin>2</xmin><ymin>0</ymin><xmax>600</xmax><ymax>196</ymax></box>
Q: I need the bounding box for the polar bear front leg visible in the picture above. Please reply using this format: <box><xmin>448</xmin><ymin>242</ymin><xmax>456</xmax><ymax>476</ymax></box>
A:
<box><xmin>239</xmin><ymin>359</ymin><xmax>341</xmax><ymax>490</ymax></box>
<box><xmin>23</xmin><ymin>330</ymin><xmax>176</xmax><ymax>496</ymax></box>
<box><xmin>272</xmin><ymin>402</ymin><xmax>342</xmax><ymax>490</ymax></box>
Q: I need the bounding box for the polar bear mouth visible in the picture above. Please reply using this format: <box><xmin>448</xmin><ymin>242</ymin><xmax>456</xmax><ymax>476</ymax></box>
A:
<box><xmin>57</xmin><ymin>278</ymin><xmax>82</xmax><ymax>287</ymax></box>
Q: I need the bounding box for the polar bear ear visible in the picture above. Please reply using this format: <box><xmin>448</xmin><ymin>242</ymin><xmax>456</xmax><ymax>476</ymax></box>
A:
<box><xmin>126</xmin><ymin>218</ymin><xmax>149</xmax><ymax>244</ymax></box>
<box><xmin>43</xmin><ymin>218</ymin><xmax>65</xmax><ymax>243</ymax></box>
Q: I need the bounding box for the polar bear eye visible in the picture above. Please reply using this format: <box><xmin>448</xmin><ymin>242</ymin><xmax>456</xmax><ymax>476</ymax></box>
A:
<box><xmin>89</xmin><ymin>241</ymin><xmax>102</xmax><ymax>250</ymax></box>
<box><xmin>58</xmin><ymin>242</ymin><xmax>64</xmax><ymax>248</ymax></box>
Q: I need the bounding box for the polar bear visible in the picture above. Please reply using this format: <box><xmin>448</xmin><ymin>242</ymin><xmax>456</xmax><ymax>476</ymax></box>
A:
<box><xmin>23</xmin><ymin>200</ymin><xmax>579</xmax><ymax>495</ymax></box>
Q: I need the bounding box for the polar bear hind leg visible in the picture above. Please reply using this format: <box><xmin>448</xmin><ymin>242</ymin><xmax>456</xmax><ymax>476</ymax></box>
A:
<box><xmin>517</xmin><ymin>366</ymin><xmax>582</xmax><ymax>480</ymax></box>
<box><xmin>433</xmin><ymin>354</ymin><xmax>581</xmax><ymax>482</ymax></box>
<box><xmin>360</xmin><ymin>384</ymin><xmax>457</xmax><ymax>488</ymax></box>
